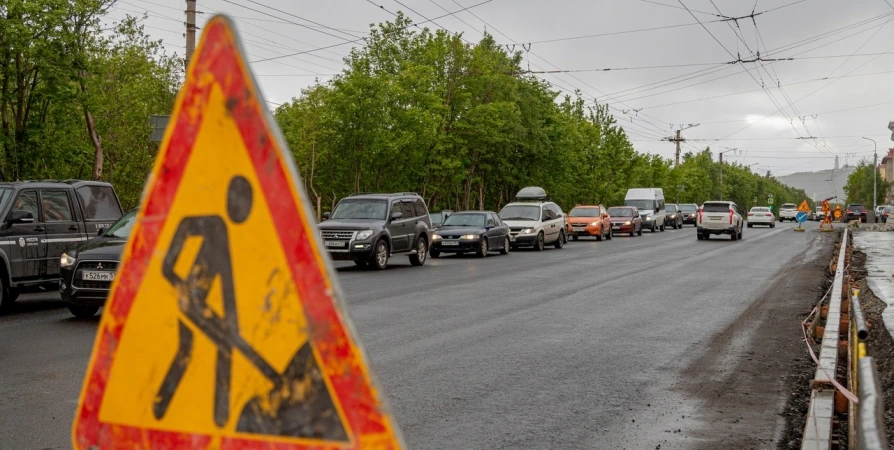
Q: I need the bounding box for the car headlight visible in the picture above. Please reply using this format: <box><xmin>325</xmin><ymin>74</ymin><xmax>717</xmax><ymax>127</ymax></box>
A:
<box><xmin>521</xmin><ymin>228</ymin><xmax>535</xmax><ymax>234</ymax></box>
<box><xmin>591</xmin><ymin>221</ymin><xmax>600</xmax><ymax>226</ymax></box>
<box><xmin>624</xmin><ymin>221</ymin><xmax>631</xmax><ymax>225</ymax></box>
<box><xmin>61</xmin><ymin>252</ymin><xmax>76</xmax><ymax>268</ymax></box>
<box><xmin>646</xmin><ymin>215</ymin><xmax>652</xmax><ymax>220</ymax></box>
<box><xmin>432</xmin><ymin>234</ymin><xmax>441</xmax><ymax>241</ymax></box>
<box><xmin>460</xmin><ymin>234</ymin><xmax>479</xmax><ymax>240</ymax></box>
<box><xmin>356</xmin><ymin>229</ymin><xmax>374</xmax><ymax>240</ymax></box>
<box><xmin>671</xmin><ymin>214</ymin><xmax>676</xmax><ymax>218</ymax></box>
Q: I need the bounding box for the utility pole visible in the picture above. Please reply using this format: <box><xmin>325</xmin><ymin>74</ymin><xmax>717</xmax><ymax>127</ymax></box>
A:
<box><xmin>185</xmin><ymin>0</ymin><xmax>197</xmax><ymax>66</ymax></box>
<box><xmin>663</xmin><ymin>124</ymin><xmax>699</xmax><ymax>166</ymax></box>
<box><xmin>863</xmin><ymin>137</ymin><xmax>878</xmax><ymax>220</ymax></box>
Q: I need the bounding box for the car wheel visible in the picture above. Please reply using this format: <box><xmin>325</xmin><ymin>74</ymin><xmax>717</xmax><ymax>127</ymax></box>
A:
<box><xmin>477</xmin><ymin>238</ymin><xmax>488</xmax><ymax>258</ymax></box>
<box><xmin>354</xmin><ymin>259</ymin><xmax>369</xmax><ymax>267</ymax></box>
<box><xmin>770</xmin><ymin>223</ymin><xmax>775</xmax><ymax>228</ymax></box>
<box><xmin>533</xmin><ymin>232</ymin><xmax>545</xmax><ymax>251</ymax></box>
<box><xmin>431</xmin><ymin>249</ymin><xmax>440</xmax><ymax>258</ymax></box>
<box><xmin>595</xmin><ymin>230</ymin><xmax>602</xmax><ymax>241</ymax></box>
<box><xmin>703</xmin><ymin>232</ymin><xmax>710</xmax><ymax>240</ymax></box>
<box><xmin>409</xmin><ymin>238</ymin><xmax>427</xmax><ymax>266</ymax></box>
<box><xmin>499</xmin><ymin>237</ymin><xmax>510</xmax><ymax>255</ymax></box>
<box><xmin>69</xmin><ymin>304</ymin><xmax>100</xmax><ymax>318</ymax></box>
<box><xmin>731</xmin><ymin>230</ymin><xmax>738</xmax><ymax>241</ymax></box>
<box><xmin>637</xmin><ymin>226</ymin><xmax>643</xmax><ymax>236</ymax></box>
<box><xmin>651</xmin><ymin>224</ymin><xmax>656</xmax><ymax>232</ymax></box>
<box><xmin>369</xmin><ymin>239</ymin><xmax>389</xmax><ymax>270</ymax></box>
<box><xmin>0</xmin><ymin>276</ymin><xmax>13</xmax><ymax>311</ymax></box>
<box><xmin>572</xmin><ymin>234</ymin><xmax>579</xmax><ymax>241</ymax></box>
<box><xmin>738</xmin><ymin>228</ymin><xmax>743</xmax><ymax>240</ymax></box>
<box><xmin>747</xmin><ymin>223</ymin><xmax>753</xmax><ymax>228</ymax></box>
<box><xmin>697</xmin><ymin>232</ymin><xmax>703</xmax><ymax>240</ymax></box>
<box><xmin>554</xmin><ymin>230</ymin><xmax>565</xmax><ymax>249</ymax></box>
<box><xmin>607</xmin><ymin>228</ymin><xmax>613</xmax><ymax>240</ymax></box>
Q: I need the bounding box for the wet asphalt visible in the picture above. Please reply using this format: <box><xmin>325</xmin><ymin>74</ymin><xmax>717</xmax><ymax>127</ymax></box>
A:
<box><xmin>0</xmin><ymin>220</ymin><xmax>819</xmax><ymax>449</ymax></box>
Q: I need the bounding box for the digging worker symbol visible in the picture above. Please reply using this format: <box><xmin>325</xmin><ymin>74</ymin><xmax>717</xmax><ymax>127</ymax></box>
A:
<box><xmin>152</xmin><ymin>175</ymin><xmax>347</xmax><ymax>440</ymax></box>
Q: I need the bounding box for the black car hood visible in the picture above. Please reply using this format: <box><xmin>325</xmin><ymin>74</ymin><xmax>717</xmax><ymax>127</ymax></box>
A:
<box><xmin>71</xmin><ymin>236</ymin><xmax>127</xmax><ymax>259</ymax></box>
<box><xmin>435</xmin><ymin>225</ymin><xmax>487</xmax><ymax>237</ymax></box>
<box><xmin>318</xmin><ymin>219</ymin><xmax>385</xmax><ymax>230</ymax></box>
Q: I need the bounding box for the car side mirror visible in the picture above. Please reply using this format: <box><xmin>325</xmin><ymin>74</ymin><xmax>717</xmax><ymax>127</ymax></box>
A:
<box><xmin>391</xmin><ymin>211</ymin><xmax>403</xmax><ymax>221</ymax></box>
<box><xmin>322</xmin><ymin>212</ymin><xmax>330</xmax><ymax>220</ymax></box>
<box><xmin>97</xmin><ymin>228</ymin><xmax>104</xmax><ymax>236</ymax></box>
<box><xmin>7</xmin><ymin>210</ymin><xmax>34</xmax><ymax>225</ymax></box>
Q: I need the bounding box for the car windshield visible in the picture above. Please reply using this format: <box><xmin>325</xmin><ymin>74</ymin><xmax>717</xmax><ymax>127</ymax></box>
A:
<box><xmin>625</xmin><ymin>200</ymin><xmax>653</xmax><ymax>211</ymax></box>
<box><xmin>430</xmin><ymin>212</ymin><xmax>443</xmax><ymax>224</ymax></box>
<box><xmin>443</xmin><ymin>214</ymin><xmax>486</xmax><ymax>227</ymax></box>
<box><xmin>104</xmin><ymin>209</ymin><xmax>138</xmax><ymax>238</ymax></box>
<box><xmin>885</xmin><ymin>207</ymin><xmax>892</xmax><ymax>212</ymax></box>
<box><xmin>703</xmin><ymin>203</ymin><xmax>731</xmax><ymax>213</ymax></box>
<box><xmin>665</xmin><ymin>206</ymin><xmax>677</xmax><ymax>213</ymax></box>
<box><xmin>750</xmin><ymin>208</ymin><xmax>769</xmax><ymax>213</ymax></box>
<box><xmin>679</xmin><ymin>205</ymin><xmax>697</xmax><ymax>212</ymax></box>
<box><xmin>569</xmin><ymin>208</ymin><xmax>600</xmax><ymax>217</ymax></box>
<box><xmin>331</xmin><ymin>199</ymin><xmax>388</xmax><ymax>220</ymax></box>
<box><xmin>607</xmin><ymin>207</ymin><xmax>634</xmax><ymax>217</ymax></box>
<box><xmin>499</xmin><ymin>205</ymin><xmax>541</xmax><ymax>221</ymax></box>
<box><xmin>781</xmin><ymin>204</ymin><xmax>796</xmax><ymax>209</ymax></box>
<box><xmin>849</xmin><ymin>204</ymin><xmax>865</xmax><ymax>209</ymax></box>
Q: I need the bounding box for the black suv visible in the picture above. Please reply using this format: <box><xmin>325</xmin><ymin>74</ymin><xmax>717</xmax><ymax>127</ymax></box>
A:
<box><xmin>318</xmin><ymin>193</ymin><xmax>433</xmax><ymax>270</ymax></box>
<box><xmin>846</xmin><ymin>203</ymin><xmax>868</xmax><ymax>223</ymax></box>
<box><xmin>664</xmin><ymin>204</ymin><xmax>683</xmax><ymax>229</ymax></box>
<box><xmin>0</xmin><ymin>180</ymin><xmax>123</xmax><ymax>310</ymax></box>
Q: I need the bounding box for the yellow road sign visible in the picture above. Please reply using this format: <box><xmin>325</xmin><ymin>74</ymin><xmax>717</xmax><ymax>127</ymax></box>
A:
<box><xmin>73</xmin><ymin>15</ymin><xmax>402</xmax><ymax>450</ymax></box>
<box><xmin>834</xmin><ymin>204</ymin><xmax>844</xmax><ymax>220</ymax></box>
<box><xmin>797</xmin><ymin>200</ymin><xmax>810</xmax><ymax>213</ymax></box>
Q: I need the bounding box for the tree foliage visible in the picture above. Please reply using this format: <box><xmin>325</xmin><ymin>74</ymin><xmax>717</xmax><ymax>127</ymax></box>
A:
<box><xmin>1</xmin><ymin>1</ymin><xmax>180</xmax><ymax>208</ymax></box>
<box><xmin>275</xmin><ymin>16</ymin><xmax>809</xmax><ymax>217</ymax></box>
<box><xmin>844</xmin><ymin>160</ymin><xmax>890</xmax><ymax>207</ymax></box>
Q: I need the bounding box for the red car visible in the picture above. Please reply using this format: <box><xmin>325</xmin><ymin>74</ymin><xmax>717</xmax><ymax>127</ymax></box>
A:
<box><xmin>607</xmin><ymin>206</ymin><xmax>643</xmax><ymax>236</ymax></box>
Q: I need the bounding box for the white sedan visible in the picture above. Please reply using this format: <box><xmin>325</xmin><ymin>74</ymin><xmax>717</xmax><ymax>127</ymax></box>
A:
<box><xmin>747</xmin><ymin>207</ymin><xmax>775</xmax><ymax>227</ymax></box>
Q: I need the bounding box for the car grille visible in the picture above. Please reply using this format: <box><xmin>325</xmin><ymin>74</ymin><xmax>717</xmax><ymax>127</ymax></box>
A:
<box><xmin>72</xmin><ymin>261</ymin><xmax>119</xmax><ymax>290</ymax></box>
<box><xmin>321</xmin><ymin>230</ymin><xmax>356</xmax><ymax>240</ymax></box>
<box><xmin>571</xmin><ymin>222</ymin><xmax>587</xmax><ymax>227</ymax></box>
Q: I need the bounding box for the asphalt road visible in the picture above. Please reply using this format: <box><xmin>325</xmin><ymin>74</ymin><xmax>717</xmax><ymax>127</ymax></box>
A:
<box><xmin>0</xmin><ymin>220</ymin><xmax>827</xmax><ymax>449</ymax></box>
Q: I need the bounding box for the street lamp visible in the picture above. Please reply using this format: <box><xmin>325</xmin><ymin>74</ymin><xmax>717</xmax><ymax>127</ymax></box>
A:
<box><xmin>718</xmin><ymin>148</ymin><xmax>739</xmax><ymax>201</ymax></box>
<box><xmin>862</xmin><ymin>136</ymin><xmax>877</xmax><ymax>219</ymax></box>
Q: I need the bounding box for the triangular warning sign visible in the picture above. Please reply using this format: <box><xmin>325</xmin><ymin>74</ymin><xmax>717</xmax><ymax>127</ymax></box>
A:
<box><xmin>72</xmin><ymin>16</ymin><xmax>403</xmax><ymax>450</ymax></box>
<box><xmin>797</xmin><ymin>200</ymin><xmax>810</xmax><ymax>213</ymax></box>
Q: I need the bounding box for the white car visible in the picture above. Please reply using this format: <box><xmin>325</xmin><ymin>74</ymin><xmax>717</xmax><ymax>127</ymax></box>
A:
<box><xmin>697</xmin><ymin>201</ymin><xmax>744</xmax><ymax>241</ymax></box>
<box><xmin>499</xmin><ymin>187</ymin><xmax>567</xmax><ymax>251</ymax></box>
<box><xmin>778</xmin><ymin>203</ymin><xmax>798</xmax><ymax>222</ymax></box>
<box><xmin>747</xmin><ymin>206</ymin><xmax>775</xmax><ymax>227</ymax></box>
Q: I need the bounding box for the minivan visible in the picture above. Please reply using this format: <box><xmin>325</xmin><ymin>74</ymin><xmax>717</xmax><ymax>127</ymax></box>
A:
<box><xmin>625</xmin><ymin>188</ymin><xmax>666</xmax><ymax>232</ymax></box>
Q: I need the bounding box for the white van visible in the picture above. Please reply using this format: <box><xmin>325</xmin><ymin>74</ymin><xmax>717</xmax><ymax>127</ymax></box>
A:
<box><xmin>624</xmin><ymin>188</ymin><xmax>666</xmax><ymax>232</ymax></box>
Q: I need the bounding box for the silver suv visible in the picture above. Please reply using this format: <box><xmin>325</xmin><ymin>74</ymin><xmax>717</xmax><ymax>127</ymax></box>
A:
<box><xmin>498</xmin><ymin>187</ymin><xmax>567</xmax><ymax>251</ymax></box>
<box><xmin>697</xmin><ymin>201</ymin><xmax>744</xmax><ymax>241</ymax></box>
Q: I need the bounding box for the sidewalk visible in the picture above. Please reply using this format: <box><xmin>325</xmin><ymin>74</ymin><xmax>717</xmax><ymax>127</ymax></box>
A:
<box><xmin>853</xmin><ymin>231</ymin><xmax>894</xmax><ymax>340</ymax></box>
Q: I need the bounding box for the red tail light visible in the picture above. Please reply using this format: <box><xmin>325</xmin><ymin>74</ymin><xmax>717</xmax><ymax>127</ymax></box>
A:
<box><xmin>766</xmin><ymin>213</ymin><xmax>772</xmax><ymax>217</ymax></box>
<box><xmin>729</xmin><ymin>209</ymin><xmax>734</xmax><ymax>224</ymax></box>
<box><xmin>748</xmin><ymin>213</ymin><xmax>754</xmax><ymax>216</ymax></box>
<box><xmin>847</xmin><ymin>210</ymin><xmax>852</xmax><ymax>214</ymax></box>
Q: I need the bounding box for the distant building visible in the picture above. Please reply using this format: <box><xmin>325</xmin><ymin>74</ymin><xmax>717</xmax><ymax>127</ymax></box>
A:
<box><xmin>882</xmin><ymin>148</ymin><xmax>894</xmax><ymax>203</ymax></box>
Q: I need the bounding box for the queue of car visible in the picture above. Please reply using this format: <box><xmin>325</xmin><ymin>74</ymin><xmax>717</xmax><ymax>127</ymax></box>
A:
<box><xmin>11</xmin><ymin>181</ymin><xmax>799</xmax><ymax>318</ymax></box>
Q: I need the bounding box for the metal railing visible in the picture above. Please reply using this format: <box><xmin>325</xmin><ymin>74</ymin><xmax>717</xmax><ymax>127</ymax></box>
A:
<box><xmin>851</xmin><ymin>289</ymin><xmax>890</xmax><ymax>450</ymax></box>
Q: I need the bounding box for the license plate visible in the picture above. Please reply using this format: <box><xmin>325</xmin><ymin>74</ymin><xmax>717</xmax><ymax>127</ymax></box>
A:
<box><xmin>324</xmin><ymin>240</ymin><xmax>346</xmax><ymax>247</ymax></box>
<box><xmin>442</xmin><ymin>240</ymin><xmax>459</xmax><ymax>246</ymax></box>
<box><xmin>612</xmin><ymin>225</ymin><xmax>621</xmax><ymax>229</ymax></box>
<box><xmin>710</xmin><ymin>217</ymin><xmax>722</xmax><ymax>221</ymax></box>
<box><xmin>82</xmin><ymin>271</ymin><xmax>115</xmax><ymax>282</ymax></box>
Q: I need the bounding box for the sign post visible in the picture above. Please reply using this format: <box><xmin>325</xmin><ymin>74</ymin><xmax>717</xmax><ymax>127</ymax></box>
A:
<box><xmin>72</xmin><ymin>16</ymin><xmax>404</xmax><ymax>450</ymax></box>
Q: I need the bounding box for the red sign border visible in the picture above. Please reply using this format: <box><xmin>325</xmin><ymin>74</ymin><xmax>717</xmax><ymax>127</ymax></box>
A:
<box><xmin>72</xmin><ymin>16</ymin><xmax>400</xmax><ymax>450</ymax></box>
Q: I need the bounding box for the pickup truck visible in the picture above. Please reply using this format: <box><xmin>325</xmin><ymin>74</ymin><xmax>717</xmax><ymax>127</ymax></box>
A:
<box><xmin>697</xmin><ymin>201</ymin><xmax>744</xmax><ymax>241</ymax></box>
<box><xmin>0</xmin><ymin>180</ymin><xmax>124</xmax><ymax>310</ymax></box>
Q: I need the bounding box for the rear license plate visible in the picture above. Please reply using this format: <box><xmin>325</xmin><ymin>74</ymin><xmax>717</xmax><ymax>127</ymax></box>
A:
<box><xmin>82</xmin><ymin>271</ymin><xmax>115</xmax><ymax>282</ymax></box>
<box><xmin>442</xmin><ymin>241</ymin><xmax>459</xmax><ymax>246</ymax></box>
<box><xmin>324</xmin><ymin>240</ymin><xmax>346</xmax><ymax>247</ymax></box>
<box><xmin>710</xmin><ymin>217</ymin><xmax>722</xmax><ymax>221</ymax></box>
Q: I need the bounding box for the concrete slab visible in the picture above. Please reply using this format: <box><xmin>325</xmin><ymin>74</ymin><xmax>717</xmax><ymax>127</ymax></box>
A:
<box><xmin>853</xmin><ymin>231</ymin><xmax>894</xmax><ymax>340</ymax></box>
<box><xmin>815</xmin><ymin>231</ymin><xmax>848</xmax><ymax>385</ymax></box>
<box><xmin>801</xmin><ymin>390</ymin><xmax>835</xmax><ymax>450</ymax></box>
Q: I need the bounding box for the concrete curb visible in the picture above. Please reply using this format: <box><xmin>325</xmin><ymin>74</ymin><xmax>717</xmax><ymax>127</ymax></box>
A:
<box><xmin>852</xmin><ymin>232</ymin><xmax>894</xmax><ymax>341</ymax></box>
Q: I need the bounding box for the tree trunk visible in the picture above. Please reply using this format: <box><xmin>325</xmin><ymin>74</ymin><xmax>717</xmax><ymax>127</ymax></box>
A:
<box><xmin>84</xmin><ymin>107</ymin><xmax>103</xmax><ymax>180</ymax></box>
<box><xmin>478</xmin><ymin>181</ymin><xmax>484</xmax><ymax>211</ymax></box>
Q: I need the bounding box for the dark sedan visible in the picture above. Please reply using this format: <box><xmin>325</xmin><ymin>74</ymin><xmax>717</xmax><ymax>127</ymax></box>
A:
<box><xmin>679</xmin><ymin>203</ymin><xmax>699</xmax><ymax>226</ymax></box>
<box><xmin>845</xmin><ymin>203</ymin><xmax>868</xmax><ymax>223</ymax></box>
<box><xmin>60</xmin><ymin>208</ymin><xmax>137</xmax><ymax>318</ymax></box>
<box><xmin>607</xmin><ymin>206</ymin><xmax>643</xmax><ymax>236</ymax></box>
<box><xmin>431</xmin><ymin>211</ymin><xmax>510</xmax><ymax>258</ymax></box>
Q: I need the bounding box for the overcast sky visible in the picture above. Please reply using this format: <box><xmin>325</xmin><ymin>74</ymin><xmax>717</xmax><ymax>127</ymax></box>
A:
<box><xmin>106</xmin><ymin>0</ymin><xmax>894</xmax><ymax>176</ymax></box>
